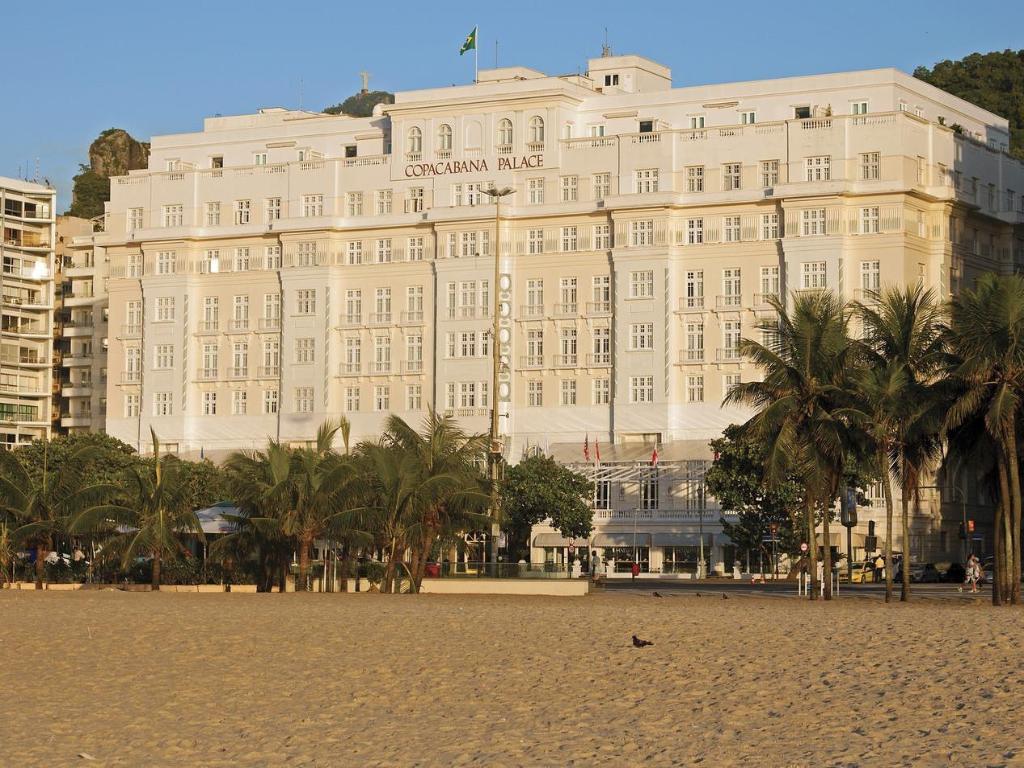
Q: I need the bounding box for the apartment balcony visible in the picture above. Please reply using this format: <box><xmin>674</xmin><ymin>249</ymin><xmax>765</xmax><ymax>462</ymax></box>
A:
<box><xmin>678</xmin><ymin>296</ymin><xmax>705</xmax><ymax>312</ymax></box>
<box><xmin>61</xmin><ymin>322</ymin><xmax>94</xmax><ymax>338</ymax></box>
<box><xmin>62</xmin><ymin>385</ymin><xmax>93</xmax><ymax>398</ymax></box>
<box><xmin>586</xmin><ymin>301</ymin><xmax>612</xmax><ymax>316</ymax></box>
<box><xmin>3</xmin><ymin>294</ymin><xmax>50</xmax><ymax>310</ymax></box>
<box><xmin>227</xmin><ymin>367</ymin><xmax>248</xmax><ymax>380</ymax></box>
<box><xmin>586</xmin><ymin>352</ymin><xmax>611</xmax><ymax>367</ymax></box>
<box><xmin>4</xmin><ymin>235</ymin><xmax>51</xmax><ymax>251</ymax></box>
<box><xmin>1</xmin><ymin>321</ymin><xmax>48</xmax><ymax>338</ymax></box>
<box><xmin>368</xmin><ymin>312</ymin><xmax>392</xmax><ymax>326</ymax></box>
<box><xmin>63</xmin><ymin>264</ymin><xmax>95</xmax><ymax>278</ymax></box>
<box><xmin>400</xmin><ymin>311</ymin><xmax>424</xmax><ymax>325</ymax></box>
<box><xmin>227</xmin><ymin>319</ymin><xmax>250</xmax><ymax>333</ymax></box>
<box><xmin>715</xmin><ymin>295</ymin><xmax>743</xmax><ymax>311</ymax></box>
<box><xmin>553</xmin><ymin>302</ymin><xmax>578</xmax><ymax>318</ymax></box>
<box><xmin>519</xmin><ymin>305</ymin><xmax>545</xmax><ymax>319</ymax></box>
<box><xmin>257</xmin><ymin>366</ymin><xmax>280</xmax><ymax>379</ymax></box>
<box><xmin>62</xmin><ymin>354</ymin><xmax>91</xmax><ymax>367</ymax></box>
<box><xmin>3</xmin><ymin>263</ymin><xmax>51</xmax><ymax>280</ymax></box>
<box><xmin>435</xmin><ymin>149</ymin><xmax>452</xmax><ymax>160</ymax></box>
<box><xmin>552</xmin><ymin>354</ymin><xmax>578</xmax><ymax>368</ymax></box>
<box><xmin>339</xmin><ymin>313</ymin><xmax>362</xmax><ymax>327</ymax></box>
<box><xmin>60</xmin><ymin>413</ymin><xmax>93</xmax><ymax>429</ymax></box>
<box><xmin>258</xmin><ymin>317</ymin><xmax>281</xmax><ymax>331</ymax></box>
<box><xmin>0</xmin><ymin>380</ymin><xmax>48</xmax><ymax>397</ymax></box>
<box><xmin>520</xmin><ymin>355</ymin><xmax>544</xmax><ymax>369</ymax></box>
<box><xmin>196</xmin><ymin>321</ymin><xmax>219</xmax><ymax>335</ymax></box>
<box><xmin>753</xmin><ymin>293</ymin><xmax>780</xmax><ymax>310</ymax></box>
<box><xmin>593</xmin><ymin>508</ymin><xmax>732</xmax><ymax>523</ymax></box>
<box><xmin>120</xmin><ymin>324</ymin><xmax>142</xmax><ymax>339</ymax></box>
<box><xmin>2</xmin><ymin>205</ymin><xmax>52</xmax><ymax>222</ymax></box>
<box><xmin>401</xmin><ymin>360</ymin><xmax>424</xmax><ymax>374</ymax></box>
<box><xmin>444</xmin><ymin>407</ymin><xmax>490</xmax><ymax>418</ymax></box>
<box><xmin>120</xmin><ymin>371</ymin><xmax>140</xmax><ymax>384</ymax></box>
<box><xmin>678</xmin><ymin>349</ymin><xmax>705</xmax><ymax>364</ymax></box>
<box><xmin>496</xmin><ymin>144</ymin><xmax>513</xmax><ymax>155</ymax></box>
<box><xmin>451</xmin><ymin>306</ymin><xmax>486</xmax><ymax>320</ymax></box>
<box><xmin>371</xmin><ymin>361</ymin><xmax>392</xmax><ymax>374</ymax></box>
<box><xmin>339</xmin><ymin>362</ymin><xmax>362</xmax><ymax>376</ymax></box>
<box><xmin>196</xmin><ymin>368</ymin><xmax>219</xmax><ymax>381</ymax></box>
<box><xmin>63</xmin><ymin>289</ymin><xmax>95</xmax><ymax>307</ymax></box>
<box><xmin>525</xmin><ymin>141</ymin><xmax>545</xmax><ymax>152</ymax></box>
<box><xmin>716</xmin><ymin>348</ymin><xmax>742</xmax><ymax>363</ymax></box>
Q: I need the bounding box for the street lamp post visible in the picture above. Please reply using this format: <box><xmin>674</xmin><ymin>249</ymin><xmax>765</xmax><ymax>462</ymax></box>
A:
<box><xmin>482</xmin><ymin>186</ymin><xmax>514</xmax><ymax>574</ymax></box>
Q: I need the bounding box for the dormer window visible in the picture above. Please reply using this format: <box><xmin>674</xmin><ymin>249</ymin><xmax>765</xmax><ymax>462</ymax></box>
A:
<box><xmin>438</xmin><ymin>124</ymin><xmax>453</xmax><ymax>152</ymax></box>
<box><xmin>528</xmin><ymin>116</ymin><xmax>545</xmax><ymax>145</ymax></box>
<box><xmin>604</xmin><ymin>74</ymin><xmax>619</xmax><ymax>86</ymax></box>
<box><xmin>639</xmin><ymin>120</ymin><xmax>654</xmax><ymax>133</ymax></box>
<box><xmin>498</xmin><ymin>118</ymin><xmax>513</xmax><ymax>146</ymax></box>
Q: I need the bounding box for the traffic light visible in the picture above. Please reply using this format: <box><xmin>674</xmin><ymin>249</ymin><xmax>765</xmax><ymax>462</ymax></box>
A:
<box><xmin>967</xmin><ymin>519</ymin><xmax>975</xmax><ymax>534</ymax></box>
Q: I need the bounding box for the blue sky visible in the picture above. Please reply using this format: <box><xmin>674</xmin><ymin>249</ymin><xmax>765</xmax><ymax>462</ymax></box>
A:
<box><xmin>4</xmin><ymin>0</ymin><xmax>1022</xmax><ymax>210</ymax></box>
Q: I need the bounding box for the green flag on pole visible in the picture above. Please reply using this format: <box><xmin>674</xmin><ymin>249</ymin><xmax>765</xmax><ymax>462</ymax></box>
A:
<box><xmin>460</xmin><ymin>27</ymin><xmax>477</xmax><ymax>56</ymax></box>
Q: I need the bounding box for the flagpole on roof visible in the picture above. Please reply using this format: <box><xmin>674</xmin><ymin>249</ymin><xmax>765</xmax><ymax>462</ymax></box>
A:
<box><xmin>475</xmin><ymin>24</ymin><xmax>479</xmax><ymax>83</ymax></box>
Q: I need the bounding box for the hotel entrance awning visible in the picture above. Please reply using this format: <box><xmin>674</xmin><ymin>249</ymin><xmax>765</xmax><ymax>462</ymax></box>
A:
<box><xmin>593</xmin><ymin>533</ymin><xmax>651</xmax><ymax>547</ymax></box>
<box><xmin>533</xmin><ymin>533</ymin><xmax>586</xmax><ymax>547</ymax></box>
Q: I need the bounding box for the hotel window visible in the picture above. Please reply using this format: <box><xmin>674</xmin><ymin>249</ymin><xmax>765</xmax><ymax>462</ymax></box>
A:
<box><xmin>592</xmin><ymin>275</ymin><xmax>611</xmax><ymax>307</ymax></box>
<box><xmin>860</xmin><ymin>260</ymin><xmax>881</xmax><ymax>291</ymax></box>
<box><xmin>604</xmin><ymin>74</ymin><xmax>619</xmax><ymax>86</ymax></box>
<box><xmin>635</xmin><ymin>168</ymin><xmax>659</xmax><ymax>194</ymax></box>
<box><xmin>406</xmin><ymin>334</ymin><xmax>423</xmax><ymax>367</ymax></box>
<box><xmin>253</xmin><ymin>152</ymin><xmax>268</xmax><ymax>165</ymax></box>
<box><xmin>124</xmin><ymin>393</ymin><xmax>140</xmax><ymax>418</ymax></box>
<box><xmin>723</xmin><ymin>321</ymin><xmax>742</xmax><ymax>358</ymax></box>
<box><xmin>723</xmin><ymin>268</ymin><xmax>741</xmax><ymax>306</ymax></box>
<box><xmin>559</xmin><ymin>277</ymin><xmax>578</xmax><ymax>311</ymax></box>
<box><xmin>127</xmin><ymin>207</ymin><xmax>144</xmax><ymax>231</ymax></box>
<box><xmin>406</xmin><ymin>286</ymin><xmax>424</xmax><ymax>320</ymax></box>
<box><xmin>295</xmin><ymin>387</ymin><xmax>314</xmax><ymax>414</ymax></box>
<box><xmin>630</xmin><ymin>323</ymin><xmax>654</xmax><ymax>351</ymax></box>
<box><xmin>740</xmin><ymin>110</ymin><xmax>756</xmax><ymax>124</ymax></box>
<box><xmin>851</xmin><ymin>101</ymin><xmax>868</xmax><ymax>115</ymax></box>
<box><xmin>560</xmin><ymin>379</ymin><xmax>577</xmax><ymax>406</ymax></box>
<box><xmin>201</xmin><ymin>298</ymin><xmax>219</xmax><ymax>331</ymax></box>
<box><xmin>458</xmin><ymin>332</ymin><xmax>478</xmax><ymax>358</ymax></box>
<box><xmin>760</xmin><ymin>160</ymin><xmax>779</xmax><ymax>188</ymax></box>
<box><xmin>761</xmin><ymin>213</ymin><xmax>780</xmax><ymax>239</ymax></box>
<box><xmin>232</xmin><ymin>391</ymin><xmax>247</xmax><ymax>416</ymax></box>
<box><xmin>630</xmin><ymin>376</ymin><xmax>654</xmax><ymax>403</ymax></box>
<box><xmin>526</xmin><ymin>329</ymin><xmax>544</xmax><ymax>363</ymax></box>
<box><xmin>346</xmin><ymin>241</ymin><xmax>363</xmax><ymax>265</ymax></box>
<box><xmin>498</xmin><ymin>118</ymin><xmax>513</xmax><ymax>147</ymax></box>
<box><xmin>760</xmin><ymin>266</ymin><xmax>780</xmax><ymax>299</ymax></box>
<box><xmin>154</xmin><ymin>344</ymin><xmax>174</xmax><ymax>369</ymax></box>
<box><xmin>375</xmin><ymin>190</ymin><xmax>393</xmax><ymax>215</ymax></box>
<box><xmin>805</xmin><ymin>156</ymin><xmax>831</xmax><ymax>181</ymax></box>
<box><xmin>687</xmin><ymin>218</ymin><xmax>704</xmax><ymax>245</ymax></box>
<box><xmin>528</xmin><ymin>228</ymin><xmax>544</xmax><ymax>254</ymax></box>
<box><xmin>686</xmin><ymin>375</ymin><xmax>704</xmax><ymax>403</ymax></box>
<box><xmin>204</xmin><ymin>202</ymin><xmax>221</xmax><ymax>226</ymax></box>
<box><xmin>162</xmin><ymin>204</ymin><xmax>183</xmax><ymax>227</ymax></box>
<box><xmin>528</xmin><ymin>116</ymin><xmax>545</xmax><ymax>144</ymax></box>
<box><xmin>689</xmin><ymin>115</ymin><xmax>705</xmax><ymax>129</ymax></box>
<box><xmin>630</xmin><ymin>270</ymin><xmax>654</xmax><ymax>299</ymax></box>
<box><xmin>631</xmin><ymin>220</ymin><xmax>654</xmax><ymax>247</ymax></box>
<box><xmin>723</xmin><ymin>216</ymin><xmax>741</xmax><ymax>243</ymax></box>
<box><xmin>233</xmin><ymin>199</ymin><xmax>251</xmax><ymax>225</ymax></box>
<box><xmin>593</xmin><ymin>326</ymin><xmax>611</xmax><ymax>363</ymax></box>
<box><xmin>406</xmin><ymin>187</ymin><xmax>424</xmax><ymax>213</ymax></box>
<box><xmin>126</xmin><ymin>300</ymin><xmax>143</xmax><ymax>330</ymax></box>
<box><xmin>375</xmin><ymin>287</ymin><xmax>392</xmax><ymax>320</ymax></box>
<box><xmin>860</xmin><ymin>207</ymin><xmax>880</xmax><ymax>234</ymax></box>
<box><xmin>801</xmin><ymin>208</ymin><xmax>827</xmax><ymax>236</ymax></box>
<box><xmin>202</xmin><ymin>392</ymin><xmax>217</xmax><ymax>416</ymax></box>
<box><xmin>801</xmin><ymin>261</ymin><xmax>827</xmax><ymax>289</ymax></box>
<box><xmin>374</xmin><ymin>386</ymin><xmax>390</xmax><ymax>412</ymax></box>
<box><xmin>263</xmin><ymin>339</ymin><xmax>280</xmax><ymax>371</ymax></box>
<box><xmin>593</xmin><ymin>378</ymin><xmax>610</xmax><ymax>405</ymax></box>
<box><xmin>155</xmin><ymin>297</ymin><xmax>175</xmax><ymax>322</ymax></box>
<box><xmin>294</xmin><ymin>241</ymin><xmax>316</xmax><ymax>267</ymax></box>
<box><xmin>344</xmin><ymin>338</ymin><xmax>361</xmax><ymax>370</ymax></box>
<box><xmin>459</xmin><ymin>231</ymin><xmax>478</xmax><ymax>258</ymax></box>
<box><xmin>234</xmin><ymin>247</ymin><xmax>250</xmax><ymax>271</ymax></box>
<box><xmin>156</xmin><ymin>250</ymin><xmax>176</xmax><ymax>275</ymax></box>
<box><xmin>686</xmin><ymin>322</ymin><xmax>704</xmax><ymax>360</ymax></box>
<box><xmin>559</xmin><ymin>327</ymin><xmax>578</xmax><ymax>362</ymax></box>
<box><xmin>400</xmin><ymin>383</ymin><xmax>421</xmax><ymax>411</ymax></box>
<box><xmin>232</xmin><ymin>342</ymin><xmax>249</xmax><ymax>376</ymax></box>
<box><xmin>295</xmin><ymin>338</ymin><xmax>315</xmax><ymax>364</ymax></box>
<box><xmin>527</xmin><ymin>380</ymin><xmax>543</xmax><ymax>407</ymax></box>
<box><xmin>561</xmin><ymin>226</ymin><xmax>578</xmax><ymax>252</ymax></box>
<box><xmin>263</xmin><ymin>389</ymin><xmax>279</xmax><ymax>414</ymax></box>
<box><xmin>232</xmin><ymin>295</ymin><xmax>249</xmax><ymax>328</ymax></box>
<box><xmin>346</xmin><ymin>192</ymin><xmax>364</xmax><ymax>216</ymax></box>
<box><xmin>438</xmin><ymin>123</ymin><xmax>453</xmax><ymax>152</ymax></box>
<box><xmin>723</xmin><ymin>163</ymin><xmax>741</xmax><ymax>191</ymax></box>
<box><xmin>724</xmin><ymin>373</ymin><xmax>741</xmax><ymax>394</ymax></box>
<box><xmin>153</xmin><ymin>392</ymin><xmax>172</xmax><ymax>416</ymax></box>
<box><xmin>265</xmin><ymin>197</ymin><xmax>281</xmax><ymax>221</ymax></box>
<box><xmin>560</xmin><ymin>175</ymin><xmax>578</xmax><ymax>202</ymax></box>
<box><xmin>593</xmin><ymin>173</ymin><xmax>611</xmax><ymax>199</ymax></box>
<box><xmin>527</xmin><ymin>178</ymin><xmax>545</xmax><ymax>204</ymax></box>
<box><xmin>128</xmin><ymin>253</ymin><xmax>142</xmax><ymax>277</ymax></box>
<box><xmin>375</xmin><ymin>238</ymin><xmax>393</xmax><ymax>263</ymax></box>
<box><xmin>593</xmin><ymin>224</ymin><xmax>611</xmax><ymax>250</ymax></box>
<box><xmin>342</xmin><ymin>387</ymin><xmax>358</xmax><ymax>411</ymax></box>
<box><xmin>861</xmin><ymin>152</ymin><xmax>880</xmax><ymax>180</ymax></box>
<box><xmin>296</xmin><ymin>289</ymin><xmax>316</xmax><ymax>315</ymax></box>
<box><xmin>589</xmin><ymin>124</ymin><xmax>606</xmax><ymax>137</ymax></box>
<box><xmin>686</xmin><ymin>166</ymin><xmax>704</xmax><ymax>192</ymax></box>
<box><xmin>685</xmin><ymin>270</ymin><xmax>704</xmax><ymax>308</ymax></box>
<box><xmin>301</xmin><ymin>194</ymin><xmax>323</xmax><ymax>217</ymax></box>
<box><xmin>407</xmin><ymin>126</ymin><xmax>422</xmax><ymax>155</ymax></box>
<box><xmin>125</xmin><ymin>348</ymin><xmax>141</xmax><ymax>376</ymax></box>
<box><xmin>265</xmin><ymin>245</ymin><xmax>282</xmax><ymax>269</ymax></box>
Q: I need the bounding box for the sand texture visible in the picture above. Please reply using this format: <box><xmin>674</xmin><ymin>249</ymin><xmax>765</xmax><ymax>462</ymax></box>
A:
<box><xmin>1</xmin><ymin>590</ymin><xmax>1021</xmax><ymax>767</ymax></box>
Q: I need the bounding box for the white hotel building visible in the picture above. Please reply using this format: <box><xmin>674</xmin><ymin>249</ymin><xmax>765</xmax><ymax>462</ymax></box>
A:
<box><xmin>90</xmin><ymin>53</ymin><xmax>1024</xmax><ymax>572</ymax></box>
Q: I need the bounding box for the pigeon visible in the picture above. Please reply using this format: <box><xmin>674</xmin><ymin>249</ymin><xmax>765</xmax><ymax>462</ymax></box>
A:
<box><xmin>722</xmin><ymin>594</ymin><xmax>729</xmax><ymax>600</ymax></box>
<box><xmin>632</xmin><ymin>635</ymin><xmax>653</xmax><ymax>648</ymax></box>
<box><xmin>652</xmin><ymin>591</ymin><xmax>663</xmax><ymax>598</ymax></box>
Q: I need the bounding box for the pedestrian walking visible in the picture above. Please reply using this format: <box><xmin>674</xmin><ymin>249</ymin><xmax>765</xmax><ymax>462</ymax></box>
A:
<box><xmin>873</xmin><ymin>554</ymin><xmax>885</xmax><ymax>582</ymax></box>
<box><xmin>631</xmin><ymin>562</ymin><xmax>640</xmax><ymax>580</ymax></box>
<box><xmin>959</xmin><ymin>554</ymin><xmax>980</xmax><ymax>593</ymax></box>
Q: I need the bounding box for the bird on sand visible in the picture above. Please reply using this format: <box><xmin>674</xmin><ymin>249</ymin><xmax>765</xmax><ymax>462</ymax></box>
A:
<box><xmin>652</xmin><ymin>591</ymin><xmax>663</xmax><ymax>598</ymax></box>
<box><xmin>632</xmin><ymin>635</ymin><xmax>654</xmax><ymax>648</ymax></box>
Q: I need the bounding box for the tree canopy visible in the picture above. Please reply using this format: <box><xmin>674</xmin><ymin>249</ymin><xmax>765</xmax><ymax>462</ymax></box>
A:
<box><xmin>501</xmin><ymin>454</ymin><xmax>593</xmax><ymax>557</ymax></box>
<box><xmin>323</xmin><ymin>91</ymin><xmax>394</xmax><ymax>117</ymax></box>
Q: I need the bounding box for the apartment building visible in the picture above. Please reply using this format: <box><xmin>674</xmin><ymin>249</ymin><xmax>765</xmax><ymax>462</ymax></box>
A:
<box><xmin>0</xmin><ymin>176</ymin><xmax>56</xmax><ymax>448</ymax></box>
<box><xmin>54</xmin><ymin>215</ymin><xmax>108</xmax><ymax>434</ymax></box>
<box><xmin>92</xmin><ymin>54</ymin><xmax>1024</xmax><ymax>570</ymax></box>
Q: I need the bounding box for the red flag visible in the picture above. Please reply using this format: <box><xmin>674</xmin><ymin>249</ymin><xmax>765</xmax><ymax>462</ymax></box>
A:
<box><xmin>595</xmin><ymin>440</ymin><xmax>601</xmax><ymax>463</ymax></box>
<box><xmin>651</xmin><ymin>445</ymin><xmax>659</xmax><ymax>467</ymax></box>
<box><xmin>583</xmin><ymin>434</ymin><xmax>590</xmax><ymax>462</ymax></box>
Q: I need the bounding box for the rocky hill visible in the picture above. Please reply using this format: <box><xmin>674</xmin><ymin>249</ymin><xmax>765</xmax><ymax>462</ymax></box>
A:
<box><xmin>67</xmin><ymin>128</ymin><xmax>150</xmax><ymax>219</ymax></box>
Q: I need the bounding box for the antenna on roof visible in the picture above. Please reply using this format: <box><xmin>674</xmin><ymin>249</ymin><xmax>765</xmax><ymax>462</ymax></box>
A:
<box><xmin>360</xmin><ymin>71</ymin><xmax>370</xmax><ymax>94</ymax></box>
<box><xmin>298</xmin><ymin>77</ymin><xmax>304</xmax><ymax>111</ymax></box>
<box><xmin>601</xmin><ymin>28</ymin><xmax>612</xmax><ymax>57</ymax></box>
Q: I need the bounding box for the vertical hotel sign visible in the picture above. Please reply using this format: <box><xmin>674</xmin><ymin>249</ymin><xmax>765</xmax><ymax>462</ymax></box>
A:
<box><xmin>497</xmin><ymin>272</ymin><xmax>513</xmax><ymax>403</ymax></box>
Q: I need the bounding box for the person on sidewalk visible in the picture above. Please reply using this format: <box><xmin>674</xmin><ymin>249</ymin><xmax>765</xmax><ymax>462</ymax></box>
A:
<box><xmin>631</xmin><ymin>562</ymin><xmax>640</xmax><ymax>580</ymax></box>
<box><xmin>959</xmin><ymin>554</ymin><xmax>980</xmax><ymax>593</ymax></box>
<box><xmin>873</xmin><ymin>554</ymin><xmax>885</xmax><ymax>583</ymax></box>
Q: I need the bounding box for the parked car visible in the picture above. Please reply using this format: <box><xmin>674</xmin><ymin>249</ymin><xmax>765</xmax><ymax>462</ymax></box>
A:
<box><xmin>840</xmin><ymin>563</ymin><xmax>875</xmax><ymax>583</ymax></box>
<box><xmin>940</xmin><ymin>561</ymin><xmax>966</xmax><ymax>583</ymax></box>
<box><xmin>895</xmin><ymin>562</ymin><xmax>941</xmax><ymax>583</ymax></box>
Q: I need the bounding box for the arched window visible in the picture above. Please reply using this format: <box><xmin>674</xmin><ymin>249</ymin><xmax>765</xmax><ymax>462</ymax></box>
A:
<box><xmin>529</xmin><ymin>116</ymin><xmax>545</xmax><ymax>144</ymax></box>
<box><xmin>438</xmin><ymin>124</ymin><xmax>453</xmax><ymax>151</ymax></box>
<box><xmin>498</xmin><ymin>118</ymin><xmax>513</xmax><ymax>146</ymax></box>
<box><xmin>407</xmin><ymin>126</ymin><xmax>422</xmax><ymax>155</ymax></box>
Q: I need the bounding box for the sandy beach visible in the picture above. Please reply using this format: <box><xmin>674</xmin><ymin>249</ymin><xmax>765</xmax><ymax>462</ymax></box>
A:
<box><xmin>0</xmin><ymin>590</ymin><xmax>1021</xmax><ymax>767</ymax></box>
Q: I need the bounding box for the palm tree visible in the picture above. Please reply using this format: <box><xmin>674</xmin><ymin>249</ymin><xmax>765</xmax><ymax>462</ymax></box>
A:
<box><xmin>946</xmin><ymin>273</ymin><xmax>1024</xmax><ymax>605</ymax></box>
<box><xmin>382</xmin><ymin>411</ymin><xmax>490</xmax><ymax>591</ymax></box>
<box><xmin>726</xmin><ymin>291</ymin><xmax>854</xmax><ymax>600</ymax></box>
<box><xmin>0</xmin><ymin>443</ymin><xmax>116</xmax><ymax>589</ymax></box>
<box><xmin>70</xmin><ymin>429</ymin><xmax>200</xmax><ymax>590</ymax></box>
<box><xmin>856</xmin><ymin>285</ymin><xmax>946</xmax><ymax>601</ymax></box>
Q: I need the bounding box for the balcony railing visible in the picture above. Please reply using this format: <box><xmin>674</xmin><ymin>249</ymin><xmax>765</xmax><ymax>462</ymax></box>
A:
<box><xmin>228</xmin><ymin>367</ymin><xmax>248</xmax><ymax>379</ymax></box>
<box><xmin>716</xmin><ymin>295</ymin><xmax>742</xmax><ymax>310</ymax></box>
<box><xmin>679</xmin><ymin>296</ymin><xmax>705</xmax><ymax>311</ymax></box>
<box><xmin>121</xmin><ymin>371</ymin><xmax>140</xmax><ymax>384</ymax></box>
<box><xmin>401</xmin><ymin>311</ymin><xmax>424</xmax><ymax>324</ymax></box>
<box><xmin>553</xmin><ymin>354</ymin><xmax>578</xmax><ymax>368</ymax></box>
<box><xmin>339</xmin><ymin>362</ymin><xmax>361</xmax><ymax>376</ymax></box>
<box><xmin>525</xmin><ymin>141</ymin><xmax>545</xmax><ymax>152</ymax></box>
<box><xmin>716</xmin><ymin>348</ymin><xmax>742</xmax><ymax>362</ymax></box>
<box><xmin>259</xmin><ymin>317</ymin><xmax>281</xmax><ymax>330</ymax></box>
<box><xmin>196</xmin><ymin>368</ymin><xmax>218</xmax><ymax>381</ymax></box>
<box><xmin>679</xmin><ymin>349</ymin><xmax>705</xmax><ymax>363</ymax></box>
<box><xmin>258</xmin><ymin>365</ymin><xmax>280</xmax><ymax>378</ymax></box>
<box><xmin>520</xmin><ymin>304</ymin><xmax>544</xmax><ymax>319</ymax></box>
<box><xmin>520</xmin><ymin>355</ymin><xmax>544</xmax><ymax>369</ymax></box>
<box><xmin>371</xmin><ymin>361</ymin><xmax>392</xmax><ymax>374</ymax></box>
<box><xmin>553</xmin><ymin>302</ymin><xmax>578</xmax><ymax>317</ymax></box>
<box><xmin>753</xmin><ymin>293</ymin><xmax>779</xmax><ymax>309</ymax></box>
<box><xmin>587</xmin><ymin>352</ymin><xmax>611</xmax><ymax>367</ymax></box>
<box><xmin>121</xmin><ymin>324</ymin><xmax>142</xmax><ymax>337</ymax></box>
<box><xmin>368</xmin><ymin>312</ymin><xmax>392</xmax><ymax>325</ymax></box>
<box><xmin>586</xmin><ymin>301</ymin><xmax>611</xmax><ymax>316</ymax></box>
<box><xmin>229</xmin><ymin>319</ymin><xmax>249</xmax><ymax>332</ymax></box>
<box><xmin>339</xmin><ymin>313</ymin><xmax>362</xmax><ymax>326</ymax></box>
<box><xmin>402</xmin><ymin>360</ymin><xmax>424</xmax><ymax>374</ymax></box>
<box><xmin>197</xmin><ymin>321</ymin><xmax>219</xmax><ymax>334</ymax></box>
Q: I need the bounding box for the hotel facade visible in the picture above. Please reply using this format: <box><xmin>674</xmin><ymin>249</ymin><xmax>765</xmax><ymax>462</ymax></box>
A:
<box><xmin>87</xmin><ymin>54</ymin><xmax>1024</xmax><ymax>572</ymax></box>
